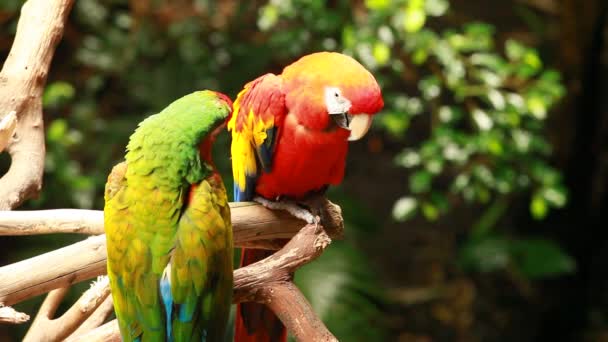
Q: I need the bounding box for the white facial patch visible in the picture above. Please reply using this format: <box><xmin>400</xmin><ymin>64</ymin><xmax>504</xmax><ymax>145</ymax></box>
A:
<box><xmin>324</xmin><ymin>87</ymin><xmax>352</xmax><ymax>115</ymax></box>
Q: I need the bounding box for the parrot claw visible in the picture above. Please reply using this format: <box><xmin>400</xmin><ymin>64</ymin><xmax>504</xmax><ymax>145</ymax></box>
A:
<box><xmin>253</xmin><ymin>196</ymin><xmax>317</xmax><ymax>224</ymax></box>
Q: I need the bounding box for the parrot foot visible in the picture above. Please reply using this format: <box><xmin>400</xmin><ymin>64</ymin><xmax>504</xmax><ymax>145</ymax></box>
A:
<box><xmin>254</xmin><ymin>196</ymin><xmax>320</xmax><ymax>224</ymax></box>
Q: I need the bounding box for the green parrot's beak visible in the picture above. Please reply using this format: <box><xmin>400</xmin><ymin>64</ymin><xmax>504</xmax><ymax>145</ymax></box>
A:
<box><xmin>331</xmin><ymin>112</ymin><xmax>373</xmax><ymax>141</ymax></box>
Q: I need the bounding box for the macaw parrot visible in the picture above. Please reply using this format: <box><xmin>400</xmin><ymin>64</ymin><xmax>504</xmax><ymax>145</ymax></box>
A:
<box><xmin>104</xmin><ymin>90</ymin><xmax>234</xmax><ymax>342</ymax></box>
<box><xmin>228</xmin><ymin>52</ymin><xmax>384</xmax><ymax>341</ymax></box>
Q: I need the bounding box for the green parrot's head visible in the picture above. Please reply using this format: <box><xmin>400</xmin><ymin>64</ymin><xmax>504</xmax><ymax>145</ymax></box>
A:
<box><xmin>125</xmin><ymin>90</ymin><xmax>233</xmax><ymax>184</ymax></box>
<box><xmin>191</xmin><ymin>90</ymin><xmax>233</xmax><ymax>136</ymax></box>
<box><xmin>188</xmin><ymin>90</ymin><xmax>233</xmax><ymax>162</ymax></box>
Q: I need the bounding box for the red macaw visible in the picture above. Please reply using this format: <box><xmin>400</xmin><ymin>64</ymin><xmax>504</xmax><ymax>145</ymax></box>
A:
<box><xmin>228</xmin><ymin>51</ymin><xmax>383</xmax><ymax>341</ymax></box>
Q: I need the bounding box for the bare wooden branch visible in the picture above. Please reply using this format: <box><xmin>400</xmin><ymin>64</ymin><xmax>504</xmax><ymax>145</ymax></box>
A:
<box><xmin>0</xmin><ymin>201</ymin><xmax>344</xmax><ymax>239</ymax></box>
<box><xmin>0</xmin><ymin>235</ymin><xmax>107</xmax><ymax>306</ymax></box>
<box><xmin>0</xmin><ymin>209</ymin><xmax>105</xmax><ymax>236</ymax></box>
<box><xmin>0</xmin><ymin>304</ymin><xmax>30</xmax><ymax>324</ymax></box>
<box><xmin>260</xmin><ymin>283</ymin><xmax>337</xmax><ymax>341</ymax></box>
<box><xmin>0</xmin><ymin>111</ymin><xmax>17</xmax><ymax>153</ymax></box>
<box><xmin>71</xmin><ymin>224</ymin><xmax>337</xmax><ymax>342</ymax></box>
<box><xmin>23</xmin><ymin>276</ymin><xmax>110</xmax><ymax>342</ymax></box>
<box><xmin>0</xmin><ymin>0</ymin><xmax>75</xmax><ymax>209</ymax></box>
<box><xmin>0</xmin><ymin>201</ymin><xmax>343</xmax><ymax>306</ymax></box>
<box><xmin>69</xmin><ymin>320</ymin><xmax>121</xmax><ymax>342</ymax></box>
<box><xmin>65</xmin><ymin>295</ymin><xmax>114</xmax><ymax>341</ymax></box>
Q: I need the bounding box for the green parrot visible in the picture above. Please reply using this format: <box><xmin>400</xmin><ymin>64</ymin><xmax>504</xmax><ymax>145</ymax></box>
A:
<box><xmin>104</xmin><ymin>90</ymin><xmax>234</xmax><ymax>342</ymax></box>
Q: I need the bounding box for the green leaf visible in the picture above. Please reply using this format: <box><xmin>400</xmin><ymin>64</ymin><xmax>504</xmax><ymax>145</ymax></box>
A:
<box><xmin>47</xmin><ymin>119</ymin><xmax>68</xmax><ymax>143</ymax></box>
<box><xmin>403</xmin><ymin>0</ymin><xmax>426</xmax><ymax>33</ymax></box>
<box><xmin>530</xmin><ymin>193</ymin><xmax>548</xmax><ymax>219</ymax></box>
<box><xmin>392</xmin><ymin>196</ymin><xmax>418</xmax><ymax>221</ymax></box>
<box><xmin>541</xmin><ymin>185</ymin><xmax>567</xmax><ymax>208</ymax></box>
<box><xmin>365</xmin><ymin>0</ymin><xmax>391</xmax><ymax>11</ymax></box>
<box><xmin>425</xmin><ymin>0</ymin><xmax>449</xmax><ymax>16</ymax></box>
<box><xmin>295</xmin><ymin>241</ymin><xmax>388</xmax><ymax>341</ymax></box>
<box><xmin>459</xmin><ymin>236</ymin><xmax>511</xmax><ymax>272</ymax></box>
<box><xmin>419</xmin><ymin>76</ymin><xmax>441</xmax><ymax>100</ymax></box>
<box><xmin>526</xmin><ymin>94</ymin><xmax>548</xmax><ymax>120</ymax></box>
<box><xmin>409</xmin><ymin>170</ymin><xmax>433</xmax><ymax>193</ymax></box>
<box><xmin>505</xmin><ymin>39</ymin><xmax>526</xmax><ymax>61</ymax></box>
<box><xmin>511</xmin><ymin>239</ymin><xmax>575</xmax><ymax>278</ymax></box>
<box><xmin>373</xmin><ymin>41</ymin><xmax>391</xmax><ymax>66</ymax></box>
<box><xmin>43</xmin><ymin>81</ymin><xmax>75</xmax><ymax>108</ymax></box>
<box><xmin>421</xmin><ymin>201</ymin><xmax>439</xmax><ymax>221</ymax></box>
<box><xmin>257</xmin><ymin>4</ymin><xmax>279</xmax><ymax>31</ymax></box>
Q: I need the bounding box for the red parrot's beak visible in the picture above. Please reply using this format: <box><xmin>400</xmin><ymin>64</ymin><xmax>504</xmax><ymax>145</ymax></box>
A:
<box><xmin>330</xmin><ymin>112</ymin><xmax>373</xmax><ymax>141</ymax></box>
<box><xmin>347</xmin><ymin>113</ymin><xmax>373</xmax><ymax>141</ymax></box>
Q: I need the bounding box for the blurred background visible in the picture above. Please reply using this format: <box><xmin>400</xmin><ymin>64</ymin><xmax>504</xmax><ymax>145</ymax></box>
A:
<box><xmin>1</xmin><ymin>0</ymin><xmax>607</xmax><ymax>341</ymax></box>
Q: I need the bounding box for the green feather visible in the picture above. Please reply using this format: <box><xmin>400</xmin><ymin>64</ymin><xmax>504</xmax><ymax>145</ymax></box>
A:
<box><xmin>104</xmin><ymin>90</ymin><xmax>233</xmax><ymax>342</ymax></box>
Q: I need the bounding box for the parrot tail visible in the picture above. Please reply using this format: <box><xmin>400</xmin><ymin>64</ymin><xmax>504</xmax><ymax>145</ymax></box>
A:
<box><xmin>235</xmin><ymin>248</ymin><xmax>287</xmax><ymax>342</ymax></box>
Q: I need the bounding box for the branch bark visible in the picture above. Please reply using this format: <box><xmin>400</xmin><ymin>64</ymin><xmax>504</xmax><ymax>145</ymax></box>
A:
<box><xmin>0</xmin><ymin>201</ymin><xmax>343</xmax><ymax>306</ymax></box>
<box><xmin>0</xmin><ymin>304</ymin><xmax>30</xmax><ymax>324</ymax></box>
<box><xmin>70</xmin><ymin>224</ymin><xmax>337</xmax><ymax>342</ymax></box>
<box><xmin>0</xmin><ymin>0</ymin><xmax>74</xmax><ymax>209</ymax></box>
<box><xmin>0</xmin><ymin>201</ymin><xmax>344</xmax><ymax>240</ymax></box>
<box><xmin>65</xmin><ymin>295</ymin><xmax>114</xmax><ymax>340</ymax></box>
<box><xmin>23</xmin><ymin>276</ymin><xmax>110</xmax><ymax>342</ymax></box>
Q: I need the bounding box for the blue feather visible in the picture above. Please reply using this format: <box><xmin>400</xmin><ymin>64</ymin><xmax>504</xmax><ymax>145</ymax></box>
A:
<box><xmin>160</xmin><ymin>274</ymin><xmax>173</xmax><ymax>341</ymax></box>
<box><xmin>234</xmin><ymin>174</ymin><xmax>257</xmax><ymax>202</ymax></box>
<box><xmin>178</xmin><ymin>303</ymin><xmax>194</xmax><ymax>322</ymax></box>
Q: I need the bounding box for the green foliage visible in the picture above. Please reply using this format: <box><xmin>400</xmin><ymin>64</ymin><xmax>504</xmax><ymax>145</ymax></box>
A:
<box><xmin>281</xmin><ymin>0</ymin><xmax>570</xmax><ymax>278</ymax></box>
<box><xmin>0</xmin><ymin>0</ymin><xmax>576</xmax><ymax>339</ymax></box>
<box><xmin>459</xmin><ymin>236</ymin><xmax>575</xmax><ymax>278</ymax></box>
<box><xmin>295</xmin><ymin>240</ymin><xmax>387</xmax><ymax>341</ymax></box>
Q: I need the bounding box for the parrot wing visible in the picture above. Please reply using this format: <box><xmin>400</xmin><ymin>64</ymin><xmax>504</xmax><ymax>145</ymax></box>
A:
<box><xmin>227</xmin><ymin>73</ymin><xmax>286</xmax><ymax>201</ymax></box>
<box><xmin>106</xmin><ymin>165</ymin><xmax>233</xmax><ymax>342</ymax></box>
<box><xmin>168</xmin><ymin>176</ymin><xmax>233</xmax><ymax>342</ymax></box>
<box><xmin>105</xmin><ymin>162</ymin><xmax>171</xmax><ymax>341</ymax></box>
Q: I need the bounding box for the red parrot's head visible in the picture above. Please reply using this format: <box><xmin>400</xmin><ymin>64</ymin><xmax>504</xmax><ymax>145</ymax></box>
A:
<box><xmin>281</xmin><ymin>52</ymin><xmax>384</xmax><ymax>140</ymax></box>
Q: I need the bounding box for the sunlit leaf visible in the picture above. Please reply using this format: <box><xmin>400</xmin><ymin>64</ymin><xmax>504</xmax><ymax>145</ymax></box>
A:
<box><xmin>530</xmin><ymin>193</ymin><xmax>548</xmax><ymax>219</ymax></box>
<box><xmin>365</xmin><ymin>0</ymin><xmax>391</xmax><ymax>11</ymax></box>
<box><xmin>403</xmin><ymin>0</ymin><xmax>426</xmax><ymax>33</ymax></box>
<box><xmin>43</xmin><ymin>81</ymin><xmax>75</xmax><ymax>108</ymax></box>
<box><xmin>47</xmin><ymin>119</ymin><xmax>68</xmax><ymax>143</ymax></box>
<box><xmin>526</xmin><ymin>95</ymin><xmax>547</xmax><ymax>120</ymax></box>
<box><xmin>425</xmin><ymin>0</ymin><xmax>449</xmax><ymax>16</ymax></box>
<box><xmin>393</xmin><ymin>196</ymin><xmax>418</xmax><ymax>221</ymax></box>
<box><xmin>421</xmin><ymin>201</ymin><xmax>439</xmax><ymax>220</ymax></box>
<box><xmin>373</xmin><ymin>41</ymin><xmax>391</xmax><ymax>66</ymax></box>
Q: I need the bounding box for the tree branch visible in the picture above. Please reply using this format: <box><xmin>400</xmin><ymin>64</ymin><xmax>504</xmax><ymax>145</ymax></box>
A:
<box><xmin>0</xmin><ymin>201</ymin><xmax>344</xmax><ymax>239</ymax></box>
<box><xmin>23</xmin><ymin>276</ymin><xmax>110</xmax><ymax>341</ymax></box>
<box><xmin>0</xmin><ymin>304</ymin><xmax>30</xmax><ymax>324</ymax></box>
<box><xmin>65</xmin><ymin>295</ymin><xmax>114</xmax><ymax>341</ymax></box>
<box><xmin>0</xmin><ymin>201</ymin><xmax>343</xmax><ymax>306</ymax></box>
<box><xmin>0</xmin><ymin>111</ymin><xmax>17</xmax><ymax>153</ymax></box>
<box><xmin>70</xmin><ymin>224</ymin><xmax>337</xmax><ymax>342</ymax></box>
<box><xmin>0</xmin><ymin>0</ymin><xmax>74</xmax><ymax>209</ymax></box>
